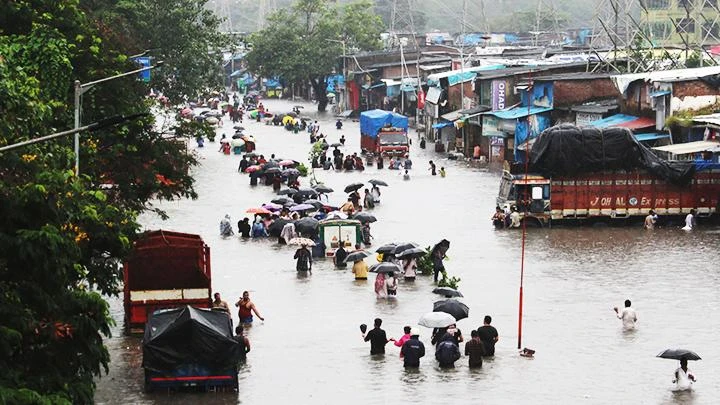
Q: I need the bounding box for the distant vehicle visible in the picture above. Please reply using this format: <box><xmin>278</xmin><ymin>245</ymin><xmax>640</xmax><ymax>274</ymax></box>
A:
<box><xmin>123</xmin><ymin>230</ymin><xmax>212</xmax><ymax>332</ymax></box>
<box><xmin>360</xmin><ymin>109</ymin><xmax>410</xmax><ymax>158</ymax></box>
<box><xmin>142</xmin><ymin>306</ymin><xmax>241</xmax><ymax>392</ymax></box>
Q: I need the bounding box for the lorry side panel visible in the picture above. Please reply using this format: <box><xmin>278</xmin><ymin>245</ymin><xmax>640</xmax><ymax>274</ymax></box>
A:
<box><xmin>575</xmin><ymin>176</ymin><xmax>588</xmax><ymax>216</ymax></box>
<box><xmin>614</xmin><ymin>172</ymin><xmax>628</xmax><ymax>217</ymax></box>
<box><xmin>550</xmin><ymin>179</ymin><xmax>563</xmax><ymax>219</ymax></box>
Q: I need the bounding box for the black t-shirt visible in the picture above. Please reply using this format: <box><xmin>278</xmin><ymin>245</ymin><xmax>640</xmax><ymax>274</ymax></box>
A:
<box><xmin>364</xmin><ymin>327</ymin><xmax>388</xmax><ymax>355</ymax></box>
<box><xmin>400</xmin><ymin>338</ymin><xmax>425</xmax><ymax>367</ymax></box>
<box><xmin>477</xmin><ymin>325</ymin><xmax>498</xmax><ymax>355</ymax></box>
<box><xmin>238</xmin><ymin>222</ymin><xmax>251</xmax><ymax>237</ymax></box>
<box><xmin>464</xmin><ymin>339</ymin><xmax>485</xmax><ymax>367</ymax></box>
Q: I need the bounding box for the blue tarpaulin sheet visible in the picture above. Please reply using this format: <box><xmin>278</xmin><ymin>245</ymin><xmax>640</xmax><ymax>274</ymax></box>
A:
<box><xmin>360</xmin><ymin>109</ymin><xmax>408</xmax><ymax>137</ymax></box>
<box><xmin>486</xmin><ymin>106</ymin><xmax>552</xmax><ymax>120</ymax></box>
<box><xmin>588</xmin><ymin>114</ymin><xmax>637</xmax><ymax>128</ymax></box>
<box><xmin>432</xmin><ymin>121</ymin><xmax>455</xmax><ymax>129</ymax></box>
<box><xmin>634</xmin><ymin>132</ymin><xmax>671</xmax><ymax>142</ymax></box>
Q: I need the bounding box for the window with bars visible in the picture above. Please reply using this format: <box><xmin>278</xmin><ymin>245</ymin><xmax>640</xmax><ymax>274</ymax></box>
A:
<box><xmin>676</xmin><ymin>18</ymin><xmax>696</xmax><ymax>33</ymax></box>
<box><xmin>647</xmin><ymin>0</ymin><xmax>670</xmax><ymax>8</ymax></box>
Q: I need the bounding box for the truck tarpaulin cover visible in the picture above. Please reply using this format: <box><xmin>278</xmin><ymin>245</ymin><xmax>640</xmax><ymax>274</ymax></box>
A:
<box><xmin>360</xmin><ymin>109</ymin><xmax>409</xmax><ymax>137</ymax></box>
<box><xmin>530</xmin><ymin>124</ymin><xmax>695</xmax><ymax>186</ymax></box>
<box><xmin>142</xmin><ymin>306</ymin><xmax>242</xmax><ymax>372</ymax></box>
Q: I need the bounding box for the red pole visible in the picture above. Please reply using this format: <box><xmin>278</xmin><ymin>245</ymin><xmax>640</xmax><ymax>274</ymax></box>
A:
<box><xmin>518</xmin><ymin>69</ymin><xmax>533</xmax><ymax>350</ymax></box>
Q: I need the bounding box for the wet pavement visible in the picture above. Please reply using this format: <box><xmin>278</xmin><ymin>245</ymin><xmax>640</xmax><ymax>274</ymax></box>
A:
<box><xmin>95</xmin><ymin>99</ymin><xmax>720</xmax><ymax>404</ymax></box>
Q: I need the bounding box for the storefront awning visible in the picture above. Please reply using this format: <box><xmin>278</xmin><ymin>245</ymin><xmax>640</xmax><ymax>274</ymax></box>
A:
<box><xmin>653</xmin><ymin>140</ymin><xmax>720</xmax><ymax>155</ymax></box>
<box><xmin>362</xmin><ymin>82</ymin><xmax>386</xmax><ymax>90</ymax></box>
<box><xmin>432</xmin><ymin>121</ymin><xmax>455</xmax><ymax>129</ymax></box>
<box><xmin>588</xmin><ymin>114</ymin><xmax>655</xmax><ymax>129</ymax></box>
<box><xmin>634</xmin><ymin>132</ymin><xmax>670</xmax><ymax>142</ymax></box>
<box><xmin>441</xmin><ymin>110</ymin><xmax>464</xmax><ymax>122</ymax></box>
<box><xmin>485</xmin><ymin>106</ymin><xmax>552</xmax><ymax>120</ymax></box>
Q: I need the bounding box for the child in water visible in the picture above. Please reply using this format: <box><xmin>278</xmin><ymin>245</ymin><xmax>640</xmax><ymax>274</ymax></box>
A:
<box><xmin>440</xmin><ymin>167</ymin><xmax>446</xmax><ymax>177</ymax></box>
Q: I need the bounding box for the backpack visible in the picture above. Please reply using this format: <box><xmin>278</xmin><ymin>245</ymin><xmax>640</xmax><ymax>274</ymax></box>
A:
<box><xmin>435</xmin><ymin>341</ymin><xmax>459</xmax><ymax>365</ymax></box>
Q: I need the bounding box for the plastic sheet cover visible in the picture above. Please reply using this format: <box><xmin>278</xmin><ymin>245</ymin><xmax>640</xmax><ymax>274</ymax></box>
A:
<box><xmin>360</xmin><ymin>110</ymin><xmax>409</xmax><ymax>137</ymax></box>
<box><xmin>530</xmin><ymin>124</ymin><xmax>695</xmax><ymax>186</ymax></box>
<box><xmin>142</xmin><ymin>306</ymin><xmax>242</xmax><ymax>372</ymax></box>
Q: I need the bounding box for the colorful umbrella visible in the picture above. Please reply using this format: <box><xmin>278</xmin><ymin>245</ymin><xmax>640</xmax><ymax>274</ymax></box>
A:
<box><xmin>245</xmin><ymin>165</ymin><xmax>262</xmax><ymax>173</ymax></box>
<box><xmin>246</xmin><ymin>207</ymin><xmax>272</xmax><ymax>214</ymax></box>
<box><xmin>288</xmin><ymin>237</ymin><xmax>316</xmax><ymax>246</ymax></box>
<box><xmin>279</xmin><ymin>159</ymin><xmax>296</xmax><ymax>166</ymax></box>
<box><xmin>290</xmin><ymin>203</ymin><xmax>316</xmax><ymax>212</ymax></box>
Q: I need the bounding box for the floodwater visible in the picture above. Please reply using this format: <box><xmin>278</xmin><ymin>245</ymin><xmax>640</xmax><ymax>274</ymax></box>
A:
<box><xmin>95</xmin><ymin>99</ymin><xmax>720</xmax><ymax>404</ymax></box>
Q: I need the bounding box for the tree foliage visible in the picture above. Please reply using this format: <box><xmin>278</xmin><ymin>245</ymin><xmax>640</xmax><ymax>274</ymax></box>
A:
<box><xmin>245</xmin><ymin>0</ymin><xmax>383</xmax><ymax>111</ymax></box>
<box><xmin>0</xmin><ymin>1</ymin><xmax>222</xmax><ymax>403</ymax></box>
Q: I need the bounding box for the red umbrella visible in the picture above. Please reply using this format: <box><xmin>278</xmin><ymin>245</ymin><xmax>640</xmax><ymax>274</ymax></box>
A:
<box><xmin>279</xmin><ymin>159</ymin><xmax>295</xmax><ymax>166</ymax></box>
<box><xmin>246</xmin><ymin>207</ymin><xmax>272</xmax><ymax>214</ymax></box>
<box><xmin>245</xmin><ymin>165</ymin><xmax>262</xmax><ymax>173</ymax></box>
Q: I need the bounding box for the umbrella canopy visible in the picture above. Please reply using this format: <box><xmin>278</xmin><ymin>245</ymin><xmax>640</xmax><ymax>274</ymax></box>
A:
<box><xmin>302</xmin><ymin>199</ymin><xmax>325</xmax><ymax>209</ymax></box>
<box><xmin>264</xmin><ymin>167</ymin><xmax>281</xmax><ymax>175</ymax></box>
<box><xmin>285</xmin><ymin>111</ymin><xmax>298</xmax><ymax>118</ymax></box>
<box><xmin>353</xmin><ymin>212</ymin><xmax>377</xmax><ymax>223</ymax></box>
<box><xmin>279</xmin><ymin>159</ymin><xmax>296</xmax><ymax>167</ymax></box>
<box><xmin>656</xmin><ymin>349</ymin><xmax>702</xmax><ymax>361</ymax></box>
<box><xmin>325</xmin><ymin>211</ymin><xmax>348</xmax><ymax>220</ymax></box>
<box><xmin>230</xmin><ymin>138</ymin><xmax>245</xmax><ymax>147</ymax></box>
<box><xmin>433</xmin><ymin>298</ymin><xmax>469</xmax><ymax>321</ymax></box>
<box><xmin>395</xmin><ymin>247</ymin><xmax>427</xmax><ymax>259</ymax></box>
<box><xmin>245</xmin><ymin>165</ymin><xmax>262</xmax><ymax>173</ymax></box>
<box><xmin>244</xmin><ymin>152</ymin><xmax>258</xmax><ymax>158</ymax></box>
<box><xmin>282</xmin><ymin>168</ymin><xmax>300</xmax><ymax>176</ymax></box>
<box><xmin>344</xmin><ymin>250</ymin><xmax>371</xmax><ymax>263</ymax></box>
<box><xmin>312</xmin><ymin>184</ymin><xmax>334</xmax><ymax>193</ymax></box>
<box><xmin>271</xmin><ymin>197</ymin><xmax>294</xmax><ymax>205</ymax></box>
<box><xmin>288</xmin><ymin>237</ymin><xmax>316</xmax><ymax>246</ymax></box>
<box><xmin>432</xmin><ymin>287</ymin><xmax>464</xmax><ymax>298</ymax></box>
<box><xmin>368</xmin><ymin>179</ymin><xmax>389</xmax><ymax>187</ymax></box>
<box><xmin>282</xmin><ymin>115</ymin><xmax>295</xmax><ymax>125</ymax></box>
<box><xmin>246</xmin><ymin>207</ymin><xmax>272</xmax><ymax>215</ymax></box>
<box><xmin>369</xmin><ymin>262</ymin><xmax>402</xmax><ymax>274</ymax></box>
<box><xmin>330</xmin><ymin>142</ymin><xmax>343</xmax><ymax>147</ymax></box>
<box><xmin>290</xmin><ymin>203</ymin><xmax>316</xmax><ymax>212</ymax></box>
<box><xmin>295</xmin><ymin>188</ymin><xmax>317</xmax><ymax>197</ymax></box>
<box><xmin>418</xmin><ymin>311</ymin><xmax>456</xmax><ymax>328</ymax></box>
<box><xmin>344</xmin><ymin>183</ymin><xmax>364</xmax><ymax>193</ymax></box>
<box><xmin>294</xmin><ymin>217</ymin><xmax>319</xmax><ymax>234</ymax></box>
<box><xmin>233</xmin><ymin>125</ymin><xmax>245</xmax><ymax>130</ymax></box>
<box><xmin>375</xmin><ymin>243</ymin><xmax>397</xmax><ymax>254</ymax></box>
<box><xmin>392</xmin><ymin>242</ymin><xmax>419</xmax><ymax>255</ymax></box>
<box><xmin>264</xmin><ymin>161</ymin><xmax>280</xmax><ymax>169</ymax></box>
<box><xmin>267</xmin><ymin>218</ymin><xmax>292</xmax><ymax>237</ymax></box>
<box><xmin>262</xmin><ymin>202</ymin><xmax>283</xmax><ymax>211</ymax></box>
<box><xmin>278</xmin><ymin>188</ymin><xmax>298</xmax><ymax>196</ymax></box>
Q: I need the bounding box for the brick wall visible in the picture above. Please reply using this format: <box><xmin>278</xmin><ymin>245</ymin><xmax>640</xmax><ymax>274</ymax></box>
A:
<box><xmin>672</xmin><ymin>80</ymin><xmax>718</xmax><ymax>98</ymax></box>
<box><xmin>551</xmin><ymin>78</ymin><xmax>619</xmax><ymax>107</ymax></box>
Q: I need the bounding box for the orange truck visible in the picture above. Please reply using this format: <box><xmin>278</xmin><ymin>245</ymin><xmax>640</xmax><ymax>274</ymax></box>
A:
<box><xmin>123</xmin><ymin>230</ymin><xmax>212</xmax><ymax>332</ymax></box>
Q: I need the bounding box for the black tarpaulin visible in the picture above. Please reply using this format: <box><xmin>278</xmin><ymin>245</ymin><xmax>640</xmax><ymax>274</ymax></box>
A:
<box><xmin>530</xmin><ymin>124</ymin><xmax>695</xmax><ymax>186</ymax></box>
<box><xmin>142</xmin><ymin>306</ymin><xmax>242</xmax><ymax>372</ymax></box>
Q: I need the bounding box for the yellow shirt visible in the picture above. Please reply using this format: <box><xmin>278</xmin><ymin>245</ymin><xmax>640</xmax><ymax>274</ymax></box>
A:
<box><xmin>352</xmin><ymin>261</ymin><xmax>368</xmax><ymax>279</ymax></box>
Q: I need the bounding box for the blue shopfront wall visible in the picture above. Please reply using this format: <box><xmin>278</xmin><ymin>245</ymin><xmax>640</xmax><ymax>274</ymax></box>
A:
<box><xmin>514</xmin><ymin>112</ymin><xmax>551</xmax><ymax>161</ymax></box>
<box><xmin>520</xmin><ymin>81</ymin><xmax>554</xmax><ymax>109</ymax></box>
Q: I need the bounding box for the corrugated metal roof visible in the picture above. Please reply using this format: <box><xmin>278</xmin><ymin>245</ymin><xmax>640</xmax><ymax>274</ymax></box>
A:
<box><xmin>653</xmin><ymin>140</ymin><xmax>720</xmax><ymax>155</ymax></box>
<box><xmin>611</xmin><ymin>66</ymin><xmax>720</xmax><ymax>94</ymax></box>
<box><xmin>692</xmin><ymin>113</ymin><xmax>720</xmax><ymax>126</ymax></box>
<box><xmin>588</xmin><ymin>114</ymin><xmax>654</xmax><ymax>129</ymax></box>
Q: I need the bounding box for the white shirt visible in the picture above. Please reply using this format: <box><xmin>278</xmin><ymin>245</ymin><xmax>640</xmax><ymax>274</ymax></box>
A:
<box><xmin>617</xmin><ymin>307</ymin><xmax>637</xmax><ymax>329</ymax></box>
<box><xmin>675</xmin><ymin>367</ymin><xmax>694</xmax><ymax>391</ymax></box>
<box><xmin>683</xmin><ymin>213</ymin><xmax>694</xmax><ymax>230</ymax></box>
<box><xmin>510</xmin><ymin>211</ymin><xmax>521</xmax><ymax>228</ymax></box>
<box><xmin>403</xmin><ymin>258</ymin><xmax>417</xmax><ymax>278</ymax></box>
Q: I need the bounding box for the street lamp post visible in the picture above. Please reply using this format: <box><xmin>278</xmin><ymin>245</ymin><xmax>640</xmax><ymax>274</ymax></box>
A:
<box><xmin>74</xmin><ymin>61</ymin><xmax>163</xmax><ymax>175</ymax></box>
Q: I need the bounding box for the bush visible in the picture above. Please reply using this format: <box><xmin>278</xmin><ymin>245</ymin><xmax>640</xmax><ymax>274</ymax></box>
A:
<box><xmin>438</xmin><ymin>271</ymin><xmax>461</xmax><ymax>289</ymax></box>
<box><xmin>297</xmin><ymin>163</ymin><xmax>309</xmax><ymax>177</ymax></box>
<box><xmin>417</xmin><ymin>246</ymin><xmax>434</xmax><ymax>275</ymax></box>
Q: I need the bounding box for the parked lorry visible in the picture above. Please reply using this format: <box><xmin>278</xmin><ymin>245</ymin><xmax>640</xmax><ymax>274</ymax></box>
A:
<box><xmin>497</xmin><ymin>124</ymin><xmax>720</xmax><ymax>226</ymax></box>
<box><xmin>123</xmin><ymin>230</ymin><xmax>212</xmax><ymax>332</ymax></box>
<box><xmin>142</xmin><ymin>306</ymin><xmax>242</xmax><ymax>392</ymax></box>
<box><xmin>360</xmin><ymin>109</ymin><xmax>410</xmax><ymax>157</ymax></box>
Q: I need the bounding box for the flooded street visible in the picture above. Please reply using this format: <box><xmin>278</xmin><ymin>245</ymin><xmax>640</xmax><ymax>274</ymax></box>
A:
<box><xmin>95</xmin><ymin>99</ymin><xmax>720</xmax><ymax>405</ymax></box>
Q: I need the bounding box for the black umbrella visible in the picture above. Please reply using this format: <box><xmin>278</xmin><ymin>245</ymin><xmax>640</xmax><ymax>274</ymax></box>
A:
<box><xmin>244</xmin><ymin>152</ymin><xmax>258</xmax><ymax>158</ymax></box>
<box><xmin>312</xmin><ymin>184</ymin><xmax>334</xmax><ymax>193</ymax></box>
<box><xmin>271</xmin><ymin>197</ymin><xmax>294</xmax><ymax>205</ymax></box>
<box><xmin>368</xmin><ymin>179</ymin><xmax>388</xmax><ymax>187</ymax></box>
<box><xmin>433</xmin><ymin>298</ymin><xmax>469</xmax><ymax>321</ymax></box>
<box><xmin>375</xmin><ymin>243</ymin><xmax>397</xmax><ymax>254</ymax></box>
<box><xmin>392</xmin><ymin>242</ymin><xmax>419</xmax><ymax>255</ymax></box>
<box><xmin>353</xmin><ymin>212</ymin><xmax>377</xmax><ymax>223</ymax></box>
<box><xmin>657</xmin><ymin>349</ymin><xmax>702</xmax><ymax>361</ymax></box>
<box><xmin>369</xmin><ymin>262</ymin><xmax>402</xmax><ymax>274</ymax></box>
<box><xmin>432</xmin><ymin>287</ymin><xmax>464</xmax><ymax>298</ymax></box>
<box><xmin>330</xmin><ymin>142</ymin><xmax>343</xmax><ymax>147</ymax></box>
<box><xmin>344</xmin><ymin>183</ymin><xmax>364</xmax><ymax>193</ymax></box>
<box><xmin>344</xmin><ymin>250</ymin><xmax>371</xmax><ymax>263</ymax></box>
<box><xmin>233</xmin><ymin>125</ymin><xmax>245</xmax><ymax>130</ymax></box>
<box><xmin>395</xmin><ymin>247</ymin><xmax>426</xmax><ymax>259</ymax></box>
<box><xmin>264</xmin><ymin>161</ymin><xmax>280</xmax><ymax>169</ymax></box>
<box><xmin>277</xmin><ymin>187</ymin><xmax>298</xmax><ymax>196</ymax></box>
<box><xmin>295</xmin><ymin>188</ymin><xmax>317</xmax><ymax>197</ymax></box>
<box><xmin>267</xmin><ymin>218</ymin><xmax>293</xmax><ymax>237</ymax></box>
<box><xmin>294</xmin><ymin>217</ymin><xmax>319</xmax><ymax>234</ymax></box>
<box><xmin>302</xmin><ymin>199</ymin><xmax>325</xmax><ymax>209</ymax></box>
<box><xmin>232</xmin><ymin>133</ymin><xmax>243</xmax><ymax>139</ymax></box>
<box><xmin>264</xmin><ymin>167</ymin><xmax>281</xmax><ymax>174</ymax></box>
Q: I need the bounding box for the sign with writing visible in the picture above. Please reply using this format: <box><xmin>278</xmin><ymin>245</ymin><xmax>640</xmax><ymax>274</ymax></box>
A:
<box><xmin>576</xmin><ymin>112</ymin><xmax>602</xmax><ymax>126</ymax></box>
<box><xmin>134</xmin><ymin>57</ymin><xmax>152</xmax><ymax>82</ymax></box>
<box><xmin>491</xmin><ymin>80</ymin><xmax>506</xmax><ymax>111</ymax></box>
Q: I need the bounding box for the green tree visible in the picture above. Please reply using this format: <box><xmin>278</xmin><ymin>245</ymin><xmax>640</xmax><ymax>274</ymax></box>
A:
<box><xmin>0</xmin><ymin>1</ymin><xmax>216</xmax><ymax>403</ymax></box>
<box><xmin>246</xmin><ymin>0</ymin><xmax>383</xmax><ymax>112</ymax></box>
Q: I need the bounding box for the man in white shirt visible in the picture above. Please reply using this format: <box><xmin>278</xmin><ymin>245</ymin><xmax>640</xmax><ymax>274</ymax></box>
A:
<box><xmin>644</xmin><ymin>210</ymin><xmax>657</xmax><ymax>229</ymax></box>
<box><xmin>682</xmin><ymin>209</ymin><xmax>696</xmax><ymax>231</ymax></box>
<box><xmin>613</xmin><ymin>299</ymin><xmax>637</xmax><ymax>329</ymax></box>
<box><xmin>510</xmin><ymin>206</ymin><xmax>521</xmax><ymax>228</ymax></box>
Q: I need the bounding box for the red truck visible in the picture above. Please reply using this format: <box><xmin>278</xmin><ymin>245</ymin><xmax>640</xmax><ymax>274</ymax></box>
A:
<box><xmin>360</xmin><ymin>109</ymin><xmax>410</xmax><ymax>157</ymax></box>
<box><xmin>123</xmin><ymin>230</ymin><xmax>212</xmax><ymax>332</ymax></box>
<box><xmin>497</xmin><ymin>168</ymin><xmax>720</xmax><ymax>226</ymax></box>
